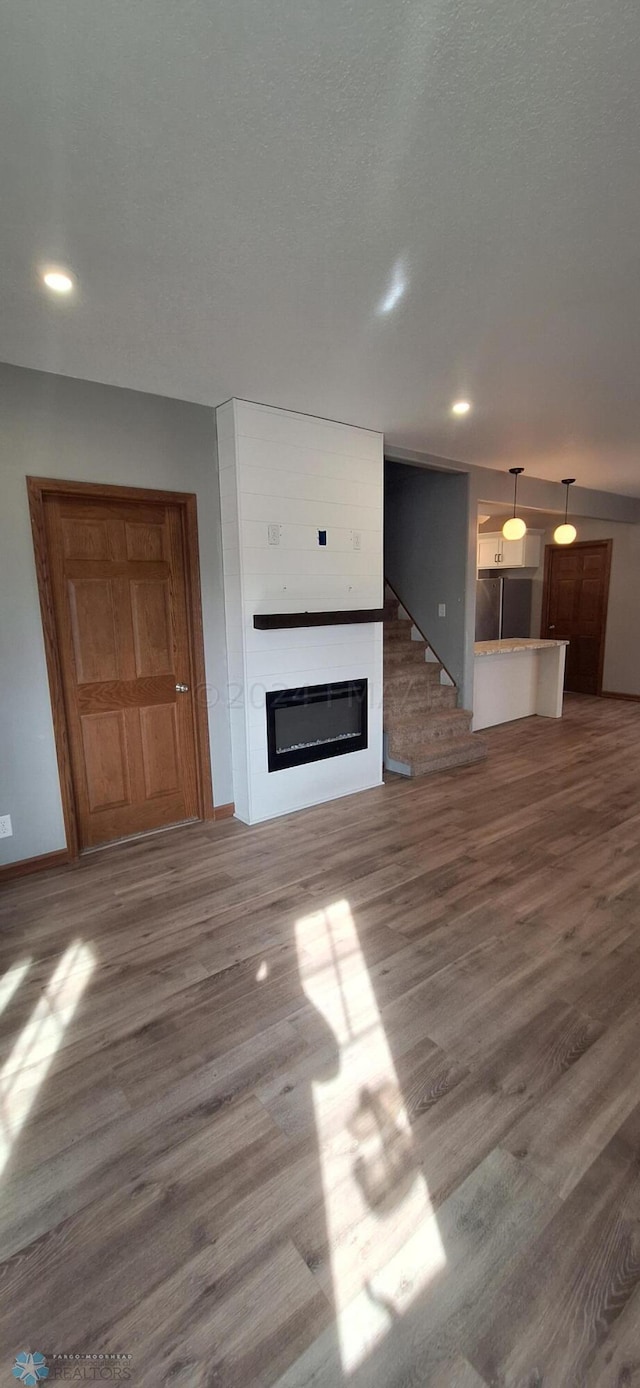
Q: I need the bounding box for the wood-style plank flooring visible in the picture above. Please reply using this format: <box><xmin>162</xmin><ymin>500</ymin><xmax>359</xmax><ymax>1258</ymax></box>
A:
<box><xmin>3</xmin><ymin>695</ymin><xmax>640</xmax><ymax>1386</ymax></box>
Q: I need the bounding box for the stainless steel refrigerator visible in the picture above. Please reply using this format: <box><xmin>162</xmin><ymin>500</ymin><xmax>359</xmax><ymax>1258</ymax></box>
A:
<box><xmin>476</xmin><ymin>576</ymin><xmax>533</xmax><ymax>641</ymax></box>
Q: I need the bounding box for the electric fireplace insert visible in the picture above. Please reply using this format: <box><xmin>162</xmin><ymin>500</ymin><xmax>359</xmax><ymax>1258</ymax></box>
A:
<box><xmin>266</xmin><ymin>679</ymin><xmax>368</xmax><ymax>772</ymax></box>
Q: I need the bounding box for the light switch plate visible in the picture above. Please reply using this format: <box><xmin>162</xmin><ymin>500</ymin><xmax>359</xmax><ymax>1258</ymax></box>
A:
<box><xmin>438</xmin><ymin>603</ymin><xmax>446</xmax><ymax>617</ymax></box>
<box><xmin>352</xmin><ymin>531</ymin><xmax>362</xmax><ymax>551</ymax></box>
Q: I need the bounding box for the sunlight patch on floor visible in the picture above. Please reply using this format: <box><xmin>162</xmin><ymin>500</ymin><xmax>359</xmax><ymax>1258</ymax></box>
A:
<box><xmin>0</xmin><ymin>940</ymin><xmax>94</xmax><ymax>1176</ymax></box>
<box><xmin>295</xmin><ymin>899</ymin><xmax>446</xmax><ymax>1375</ymax></box>
<box><xmin>0</xmin><ymin>960</ymin><xmax>31</xmax><ymax>1017</ymax></box>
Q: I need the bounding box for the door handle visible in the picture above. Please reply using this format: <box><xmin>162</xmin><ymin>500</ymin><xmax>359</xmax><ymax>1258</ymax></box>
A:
<box><xmin>548</xmin><ymin>625</ymin><xmax>555</xmax><ymax>630</ymax></box>
<box><xmin>175</xmin><ymin>683</ymin><xmax>190</xmax><ymax>693</ymax></box>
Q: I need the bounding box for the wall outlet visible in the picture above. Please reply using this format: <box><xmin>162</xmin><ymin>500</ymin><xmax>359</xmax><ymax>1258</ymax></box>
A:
<box><xmin>438</xmin><ymin>603</ymin><xmax>446</xmax><ymax>617</ymax></box>
<box><xmin>267</xmin><ymin>524</ymin><xmax>281</xmax><ymax>546</ymax></box>
<box><xmin>0</xmin><ymin>815</ymin><xmax>13</xmax><ymax>839</ymax></box>
<box><xmin>352</xmin><ymin>531</ymin><xmax>362</xmax><ymax>551</ymax></box>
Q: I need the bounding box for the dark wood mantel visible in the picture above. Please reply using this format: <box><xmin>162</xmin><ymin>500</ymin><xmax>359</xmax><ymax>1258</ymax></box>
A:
<box><xmin>253</xmin><ymin>608</ymin><xmax>385</xmax><ymax>630</ymax></box>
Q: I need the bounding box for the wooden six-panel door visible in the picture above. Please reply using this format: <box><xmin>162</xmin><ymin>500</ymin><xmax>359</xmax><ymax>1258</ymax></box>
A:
<box><xmin>43</xmin><ymin>493</ymin><xmax>200</xmax><ymax>848</ymax></box>
<box><xmin>541</xmin><ymin>541</ymin><xmax>612</xmax><ymax>695</ymax></box>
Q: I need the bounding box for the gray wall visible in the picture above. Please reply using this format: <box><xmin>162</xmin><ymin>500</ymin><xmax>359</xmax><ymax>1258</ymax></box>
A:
<box><xmin>0</xmin><ymin>362</ymin><xmax>232</xmax><ymax>868</ymax></box>
<box><xmin>384</xmin><ymin>462</ymin><xmax>469</xmax><ymax>695</ymax></box>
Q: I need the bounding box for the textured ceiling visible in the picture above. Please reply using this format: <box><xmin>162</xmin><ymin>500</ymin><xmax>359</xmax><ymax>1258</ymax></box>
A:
<box><xmin>3</xmin><ymin>1</ymin><xmax>640</xmax><ymax>495</ymax></box>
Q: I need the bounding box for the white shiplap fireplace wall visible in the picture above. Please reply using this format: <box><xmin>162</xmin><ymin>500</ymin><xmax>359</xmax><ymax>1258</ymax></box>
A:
<box><xmin>217</xmin><ymin>399</ymin><xmax>384</xmax><ymax>823</ymax></box>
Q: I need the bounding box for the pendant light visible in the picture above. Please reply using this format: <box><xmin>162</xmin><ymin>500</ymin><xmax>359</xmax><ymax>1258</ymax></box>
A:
<box><xmin>502</xmin><ymin>468</ymin><xmax>527</xmax><ymax>540</ymax></box>
<box><xmin>554</xmin><ymin>479</ymin><xmax>577</xmax><ymax>545</ymax></box>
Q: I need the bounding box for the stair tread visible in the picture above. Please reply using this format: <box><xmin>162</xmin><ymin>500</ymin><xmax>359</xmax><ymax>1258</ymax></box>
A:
<box><xmin>385</xmin><ymin>692</ymin><xmax>458</xmax><ymax>715</ymax></box>
<box><xmin>383</xmin><ymin>623</ymin><xmax>417</xmax><ymax>636</ymax></box>
<box><xmin>384</xmin><ymin>665</ymin><xmax>441</xmax><ymax>682</ymax></box>
<box><xmin>385</xmin><ymin>705</ymin><xmax>466</xmax><ymax>727</ymax></box>
<box><xmin>388</xmin><ymin>721</ymin><xmax>474</xmax><ymax>755</ymax></box>
<box><xmin>385</xmin><ymin>682</ymin><xmax>456</xmax><ymax>698</ymax></box>
<box><xmin>389</xmin><ymin>733</ymin><xmax>479</xmax><ymax>757</ymax></box>
<box><xmin>387</xmin><ymin>722</ymin><xmax>468</xmax><ymax>742</ymax></box>
<box><xmin>384</xmin><ymin>664</ymin><xmax>441</xmax><ymax>679</ymax></box>
<box><xmin>388</xmin><ymin>734</ymin><xmax>488</xmax><ymax>776</ymax></box>
<box><xmin>393</xmin><ymin>706</ymin><xmax>469</xmax><ymax>723</ymax></box>
<box><xmin>385</xmin><ymin>677</ymin><xmax>452</xmax><ymax>690</ymax></box>
<box><xmin>393</xmin><ymin>727</ymin><xmax>483</xmax><ymax>750</ymax></box>
<box><xmin>384</xmin><ymin>644</ymin><xmax>429</xmax><ymax>658</ymax></box>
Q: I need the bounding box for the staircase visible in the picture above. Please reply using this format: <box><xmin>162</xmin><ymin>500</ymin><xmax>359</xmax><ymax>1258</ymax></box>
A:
<box><xmin>384</xmin><ymin>592</ymin><xmax>487</xmax><ymax>777</ymax></box>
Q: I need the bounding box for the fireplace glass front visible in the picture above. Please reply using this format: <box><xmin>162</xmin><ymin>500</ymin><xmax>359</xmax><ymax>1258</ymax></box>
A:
<box><xmin>265</xmin><ymin>679</ymin><xmax>368</xmax><ymax>772</ymax></box>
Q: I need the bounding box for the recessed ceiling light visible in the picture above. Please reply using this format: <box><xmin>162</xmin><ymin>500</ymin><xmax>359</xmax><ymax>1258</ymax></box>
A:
<box><xmin>451</xmin><ymin>399</ymin><xmax>471</xmax><ymax>416</ymax></box>
<box><xmin>42</xmin><ymin>269</ymin><xmax>75</xmax><ymax>294</ymax></box>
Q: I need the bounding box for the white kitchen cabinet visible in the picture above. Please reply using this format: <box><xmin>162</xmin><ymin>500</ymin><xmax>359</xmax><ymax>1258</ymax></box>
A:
<box><xmin>501</xmin><ymin>535</ymin><xmax>528</xmax><ymax>566</ymax></box>
<box><xmin>477</xmin><ymin>536</ymin><xmax>502</xmax><ymax>568</ymax></box>
<box><xmin>477</xmin><ymin>531</ymin><xmax>542</xmax><ymax>571</ymax></box>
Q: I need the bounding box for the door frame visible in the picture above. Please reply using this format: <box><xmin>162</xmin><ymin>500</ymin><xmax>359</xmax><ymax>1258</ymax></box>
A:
<box><xmin>27</xmin><ymin>475</ymin><xmax>217</xmax><ymax>861</ymax></box>
<box><xmin>540</xmin><ymin>538</ymin><xmax>612</xmax><ymax>696</ymax></box>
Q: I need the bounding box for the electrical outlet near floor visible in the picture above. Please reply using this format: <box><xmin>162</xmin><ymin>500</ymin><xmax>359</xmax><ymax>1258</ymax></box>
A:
<box><xmin>0</xmin><ymin>815</ymin><xmax>13</xmax><ymax>838</ymax></box>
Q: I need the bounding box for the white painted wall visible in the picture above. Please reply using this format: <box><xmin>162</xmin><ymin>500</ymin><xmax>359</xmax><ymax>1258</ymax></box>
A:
<box><xmin>0</xmin><ymin>363</ymin><xmax>232</xmax><ymax>868</ymax></box>
<box><xmin>217</xmin><ymin>400</ymin><xmax>384</xmax><ymax>823</ymax></box>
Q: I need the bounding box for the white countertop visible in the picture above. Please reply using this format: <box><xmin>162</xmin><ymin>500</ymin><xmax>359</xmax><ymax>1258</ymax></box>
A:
<box><xmin>474</xmin><ymin>638</ymin><xmax>569</xmax><ymax>657</ymax></box>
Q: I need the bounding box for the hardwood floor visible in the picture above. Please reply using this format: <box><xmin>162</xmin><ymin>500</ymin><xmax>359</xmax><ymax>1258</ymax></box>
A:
<box><xmin>2</xmin><ymin>695</ymin><xmax>640</xmax><ymax>1386</ymax></box>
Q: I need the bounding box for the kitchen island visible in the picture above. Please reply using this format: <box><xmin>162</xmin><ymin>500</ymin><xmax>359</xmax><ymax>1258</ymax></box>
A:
<box><xmin>473</xmin><ymin>638</ymin><xmax>568</xmax><ymax>731</ymax></box>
